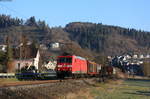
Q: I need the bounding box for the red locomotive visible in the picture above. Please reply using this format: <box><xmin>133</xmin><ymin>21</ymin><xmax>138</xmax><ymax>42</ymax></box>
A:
<box><xmin>56</xmin><ymin>55</ymin><xmax>101</xmax><ymax>78</ymax></box>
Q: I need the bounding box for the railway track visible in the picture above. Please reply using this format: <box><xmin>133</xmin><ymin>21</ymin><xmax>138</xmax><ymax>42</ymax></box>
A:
<box><xmin>0</xmin><ymin>77</ymin><xmax>95</xmax><ymax>88</ymax></box>
<box><xmin>0</xmin><ymin>77</ymin><xmax>83</xmax><ymax>88</ymax></box>
<box><xmin>0</xmin><ymin>78</ymin><xmax>95</xmax><ymax>99</ymax></box>
<box><xmin>0</xmin><ymin>79</ymin><xmax>62</xmax><ymax>88</ymax></box>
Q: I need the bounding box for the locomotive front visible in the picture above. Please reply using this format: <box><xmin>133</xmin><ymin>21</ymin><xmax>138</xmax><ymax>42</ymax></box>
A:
<box><xmin>56</xmin><ymin>56</ymin><xmax>73</xmax><ymax>78</ymax></box>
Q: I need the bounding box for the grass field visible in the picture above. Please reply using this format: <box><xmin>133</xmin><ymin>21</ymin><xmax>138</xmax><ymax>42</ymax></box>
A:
<box><xmin>65</xmin><ymin>78</ymin><xmax>150</xmax><ymax>99</ymax></box>
<box><xmin>0</xmin><ymin>78</ymin><xmax>19</xmax><ymax>84</ymax></box>
<box><xmin>89</xmin><ymin>78</ymin><xmax>150</xmax><ymax>99</ymax></box>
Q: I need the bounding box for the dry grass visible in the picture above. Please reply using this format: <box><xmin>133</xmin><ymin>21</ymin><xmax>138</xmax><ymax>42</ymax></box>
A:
<box><xmin>63</xmin><ymin>78</ymin><xmax>150</xmax><ymax>99</ymax></box>
<box><xmin>65</xmin><ymin>88</ymin><xmax>93</xmax><ymax>99</ymax></box>
<box><xmin>0</xmin><ymin>78</ymin><xmax>19</xmax><ymax>84</ymax></box>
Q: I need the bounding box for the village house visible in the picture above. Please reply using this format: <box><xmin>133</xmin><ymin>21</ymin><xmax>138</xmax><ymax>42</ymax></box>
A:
<box><xmin>39</xmin><ymin>44</ymin><xmax>48</xmax><ymax>50</ymax></box>
<box><xmin>11</xmin><ymin>50</ymin><xmax>40</xmax><ymax>72</ymax></box>
<box><xmin>0</xmin><ymin>44</ymin><xmax>7</xmax><ymax>52</ymax></box>
<box><xmin>139</xmin><ymin>55</ymin><xmax>144</xmax><ymax>59</ymax></box>
<box><xmin>133</xmin><ymin>55</ymin><xmax>138</xmax><ymax>59</ymax></box>
<box><xmin>50</xmin><ymin>42</ymin><xmax>60</xmax><ymax>49</ymax></box>
<box><xmin>42</xmin><ymin>61</ymin><xmax>57</xmax><ymax>70</ymax></box>
<box><xmin>146</xmin><ymin>54</ymin><xmax>150</xmax><ymax>58</ymax></box>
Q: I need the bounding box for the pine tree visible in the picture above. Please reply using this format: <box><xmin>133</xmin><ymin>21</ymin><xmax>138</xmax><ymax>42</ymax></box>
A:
<box><xmin>25</xmin><ymin>16</ymin><xmax>37</xmax><ymax>26</ymax></box>
<box><xmin>6</xmin><ymin>36</ymin><xmax>14</xmax><ymax>72</ymax></box>
<box><xmin>6</xmin><ymin>36</ymin><xmax>13</xmax><ymax>61</ymax></box>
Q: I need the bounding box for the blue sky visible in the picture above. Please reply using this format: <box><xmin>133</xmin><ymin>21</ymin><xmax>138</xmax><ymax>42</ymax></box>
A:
<box><xmin>0</xmin><ymin>0</ymin><xmax>150</xmax><ymax>31</ymax></box>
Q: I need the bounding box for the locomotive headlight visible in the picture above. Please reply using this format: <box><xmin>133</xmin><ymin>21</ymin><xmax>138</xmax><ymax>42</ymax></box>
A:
<box><xmin>67</xmin><ymin>65</ymin><xmax>72</xmax><ymax>67</ymax></box>
<box><xmin>57</xmin><ymin>65</ymin><xmax>62</xmax><ymax>67</ymax></box>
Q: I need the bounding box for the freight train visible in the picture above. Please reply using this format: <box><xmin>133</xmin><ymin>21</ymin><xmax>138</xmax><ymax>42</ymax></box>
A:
<box><xmin>56</xmin><ymin>55</ymin><xmax>102</xmax><ymax>78</ymax></box>
<box><xmin>17</xmin><ymin>55</ymin><xmax>115</xmax><ymax>80</ymax></box>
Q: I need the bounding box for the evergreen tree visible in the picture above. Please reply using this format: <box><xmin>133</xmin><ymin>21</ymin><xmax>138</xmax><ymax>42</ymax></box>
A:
<box><xmin>0</xmin><ymin>51</ymin><xmax>6</xmax><ymax>72</ymax></box>
<box><xmin>25</xmin><ymin>16</ymin><xmax>37</xmax><ymax>26</ymax></box>
<box><xmin>6</xmin><ymin>36</ymin><xmax>13</xmax><ymax>61</ymax></box>
<box><xmin>6</xmin><ymin>36</ymin><xmax>14</xmax><ymax>72</ymax></box>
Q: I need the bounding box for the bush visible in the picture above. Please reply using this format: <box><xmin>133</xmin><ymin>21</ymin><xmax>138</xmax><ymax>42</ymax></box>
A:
<box><xmin>142</xmin><ymin>62</ymin><xmax>150</xmax><ymax>76</ymax></box>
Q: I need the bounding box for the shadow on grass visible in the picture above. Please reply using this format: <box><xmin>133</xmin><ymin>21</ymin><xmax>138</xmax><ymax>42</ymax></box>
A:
<box><xmin>124</xmin><ymin>91</ymin><xmax>150</xmax><ymax>96</ymax></box>
<box><xmin>82</xmin><ymin>79</ymin><xmax>98</xmax><ymax>87</ymax></box>
<box><xmin>126</xmin><ymin>78</ymin><xmax>150</xmax><ymax>82</ymax></box>
<box><xmin>125</xmin><ymin>78</ymin><xmax>150</xmax><ymax>87</ymax></box>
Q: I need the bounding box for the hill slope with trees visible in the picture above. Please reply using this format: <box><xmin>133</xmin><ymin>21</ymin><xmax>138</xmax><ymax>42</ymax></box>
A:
<box><xmin>0</xmin><ymin>15</ymin><xmax>150</xmax><ymax>57</ymax></box>
<box><xmin>65</xmin><ymin>22</ymin><xmax>150</xmax><ymax>55</ymax></box>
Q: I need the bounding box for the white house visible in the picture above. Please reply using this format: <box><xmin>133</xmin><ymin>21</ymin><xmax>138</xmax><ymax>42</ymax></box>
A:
<box><xmin>13</xmin><ymin>59</ymin><xmax>33</xmax><ymax>70</ymax></box>
<box><xmin>33</xmin><ymin>50</ymin><xmax>40</xmax><ymax>69</ymax></box>
<box><xmin>146</xmin><ymin>55</ymin><xmax>150</xmax><ymax>58</ymax></box>
<box><xmin>13</xmin><ymin>49</ymin><xmax>40</xmax><ymax>71</ymax></box>
<box><xmin>125</xmin><ymin>55</ymin><xmax>132</xmax><ymax>59</ymax></box>
<box><xmin>0</xmin><ymin>45</ymin><xmax>7</xmax><ymax>52</ymax></box>
<box><xmin>133</xmin><ymin>55</ymin><xmax>138</xmax><ymax>59</ymax></box>
<box><xmin>50</xmin><ymin>42</ymin><xmax>60</xmax><ymax>48</ymax></box>
<box><xmin>139</xmin><ymin>55</ymin><xmax>144</xmax><ymax>59</ymax></box>
<box><xmin>42</xmin><ymin>61</ymin><xmax>57</xmax><ymax>70</ymax></box>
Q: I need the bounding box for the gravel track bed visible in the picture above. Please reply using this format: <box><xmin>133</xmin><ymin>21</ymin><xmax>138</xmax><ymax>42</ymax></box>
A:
<box><xmin>0</xmin><ymin>78</ymin><xmax>96</xmax><ymax>99</ymax></box>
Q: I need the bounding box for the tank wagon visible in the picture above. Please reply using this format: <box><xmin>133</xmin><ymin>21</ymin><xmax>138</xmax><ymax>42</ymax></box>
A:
<box><xmin>56</xmin><ymin>55</ymin><xmax>101</xmax><ymax>78</ymax></box>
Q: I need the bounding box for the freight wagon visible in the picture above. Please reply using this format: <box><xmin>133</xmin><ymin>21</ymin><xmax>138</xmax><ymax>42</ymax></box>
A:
<box><xmin>56</xmin><ymin>55</ymin><xmax>101</xmax><ymax>78</ymax></box>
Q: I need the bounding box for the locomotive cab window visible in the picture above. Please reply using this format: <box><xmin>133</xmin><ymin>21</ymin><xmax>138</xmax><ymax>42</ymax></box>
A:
<box><xmin>58</xmin><ymin>57</ymin><xmax>72</xmax><ymax>63</ymax></box>
<box><xmin>58</xmin><ymin>58</ymin><xmax>66</xmax><ymax>63</ymax></box>
<box><xmin>66</xmin><ymin>58</ymin><xmax>72</xmax><ymax>63</ymax></box>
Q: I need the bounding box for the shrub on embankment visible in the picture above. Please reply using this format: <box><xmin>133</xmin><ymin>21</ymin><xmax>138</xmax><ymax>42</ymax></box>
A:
<box><xmin>142</xmin><ymin>62</ymin><xmax>150</xmax><ymax>77</ymax></box>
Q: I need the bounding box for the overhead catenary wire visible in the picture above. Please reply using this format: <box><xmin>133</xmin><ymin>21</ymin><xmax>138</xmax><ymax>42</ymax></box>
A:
<box><xmin>0</xmin><ymin>3</ymin><xmax>28</xmax><ymax>19</ymax></box>
<box><xmin>0</xmin><ymin>2</ymin><xmax>27</xmax><ymax>71</ymax></box>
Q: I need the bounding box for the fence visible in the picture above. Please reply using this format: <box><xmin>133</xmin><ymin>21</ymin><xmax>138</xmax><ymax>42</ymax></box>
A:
<box><xmin>0</xmin><ymin>73</ymin><xmax>15</xmax><ymax>78</ymax></box>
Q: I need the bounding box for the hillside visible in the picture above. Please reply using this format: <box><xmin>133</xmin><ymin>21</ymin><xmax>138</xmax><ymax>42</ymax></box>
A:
<box><xmin>0</xmin><ymin>15</ymin><xmax>150</xmax><ymax>58</ymax></box>
<box><xmin>65</xmin><ymin>22</ymin><xmax>150</xmax><ymax>56</ymax></box>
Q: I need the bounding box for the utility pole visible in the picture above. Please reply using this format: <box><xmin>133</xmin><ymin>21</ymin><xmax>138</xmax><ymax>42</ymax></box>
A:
<box><xmin>18</xmin><ymin>30</ymin><xmax>22</xmax><ymax>72</ymax></box>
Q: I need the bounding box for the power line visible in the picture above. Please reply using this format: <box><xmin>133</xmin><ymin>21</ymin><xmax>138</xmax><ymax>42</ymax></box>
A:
<box><xmin>0</xmin><ymin>0</ymin><xmax>13</xmax><ymax>2</ymax></box>
<box><xmin>0</xmin><ymin>3</ymin><xmax>27</xmax><ymax>19</ymax></box>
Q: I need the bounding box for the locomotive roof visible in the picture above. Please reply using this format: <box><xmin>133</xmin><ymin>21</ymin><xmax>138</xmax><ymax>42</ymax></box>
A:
<box><xmin>75</xmin><ymin>56</ymin><xmax>86</xmax><ymax>60</ymax></box>
<box><xmin>58</xmin><ymin>55</ymin><xmax>86</xmax><ymax>60</ymax></box>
